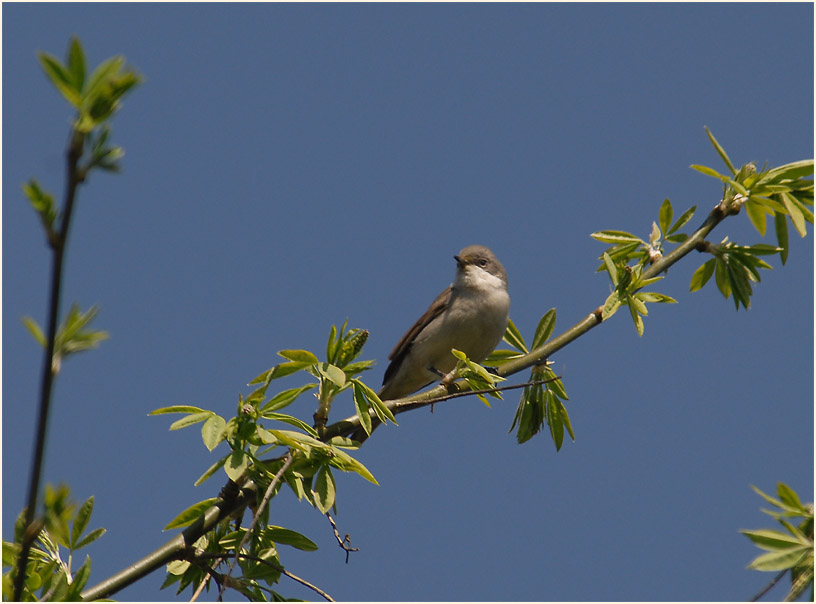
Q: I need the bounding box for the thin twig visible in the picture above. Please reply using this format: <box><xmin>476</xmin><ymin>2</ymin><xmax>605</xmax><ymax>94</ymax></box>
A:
<box><xmin>197</xmin><ymin>551</ymin><xmax>334</xmax><ymax>602</ymax></box>
<box><xmin>14</xmin><ymin>129</ymin><xmax>85</xmax><ymax>601</ymax></box>
<box><xmin>749</xmin><ymin>568</ymin><xmax>789</xmax><ymax>602</ymax></box>
<box><xmin>327</xmin><ymin>513</ymin><xmax>359</xmax><ymax>563</ymax></box>
<box><xmin>403</xmin><ymin>376</ymin><xmax>560</xmax><ymax>408</ymax></box>
<box><xmin>219</xmin><ymin>451</ymin><xmax>295</xmax><ymax>600</ymax></box>
<box><xmin>189</xmin><ymin>553</ymin><xmax>225</xmax><ymax>601</ymax></box>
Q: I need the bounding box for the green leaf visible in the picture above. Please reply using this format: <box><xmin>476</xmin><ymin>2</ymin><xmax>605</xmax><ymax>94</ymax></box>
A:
<box><xmin>777</xmin><ymin>483</ymin><xmax>805</xmax><ymax>511</ymax></box>
<box><xmin>72</xmin><ymin>527</ymin><xmax>105</xmax><ymax>551</ymax></box>
<box><xmin>741</xmin><ymin>528</ymin><xmax>810</xmax><ymax>551</ymax></box>
<box><xmin>602</xmin><ymin>252</ymin><xmax>618</xmax><ymax>286</ymax></box>
<box><xmin>558</xmin><ymin>397</ymin><xmax>575</xmax><ymax>442</ymax></box>
<box><xmin>761</xmin><ymin>159</ymin><xmax>814</xmax><ymax>183</ymax></box>
<box><xmin>503</xmin><ymin>318</ymin><xmax>528</xmax><ymax>353</ymax></box>
<box><xmin>201</xmin><ymin>414</ymin><xmax>226</xmax><ymax>452</ymax></box>
<box><xmin>263</xmin><ymin>412</ymin><xmax>319</xmax><ymax>436</ymax></box>
<box><xmin>745</xmin><ymin>200</ymin><xmax>768</xmax><ymax>236</ymax></box>
<box><xmin>278</xmin><ymin>349</ymin><xmax>319</xmax><ymax>364</ymax></box>
<box><xmin>37</xmin><ymin>51</ymin><xmax>81</xmax><ymax>106</ymax></box>
<box><xmin>746</xmin><ymin>547</ymin><xmax>811</xmax><ymax>571</ymax></box>
<box><xmin>353</xmin><ymin>379</ymin><xmax>396</xmax><ymax>424</ymax></box>
<box><xmin>630</xmin><ymin>294</ymin><xmax>649</xmax><ymax>316</ymax></box>
<box><xmin>780</xmin><ymin>191</ymin><xmax>808</xmax><ymax>237</ymax></box>
<box><xmin>224</xmin><ymin>449</ymin><xmax>249</xmax><ymax>482</ymax></box>
<box><xmin>149</xmin><ymin>405</ymin><xmax>206</xmax><ymax>415</ymax></box>
<box><xmin>635</xmin><ymin>292</ymin><xmax>677</xmax><ymax>304</ymax></box>
<box><xmin>70</xmin><ymin>496</ymin><xmax>93</xmax><ymax>549</ymax></box>
<box><xmin>658</xmin><ymin>199</ymin><xmax>672</xmax><ymax>236</ymax></box>
<box><xmin>714</xmin><ymin>258</ymin><xmax>730</xmax><ymax>300</ymax></box>
<box><xmin>313</xmin><ymin>466</ymin><xmax>336</xmax><ymax>514</ymax></box>
<box><xmin>667</xmin><ymin>206</ymin><xmax>697</xmax><ymax>236</ymax></box>
<box><xmin>531</xmin><ymin>309</ymin><xmax>556</xmax><ymax>350</ymax></box>
<box><xmin>252</xmin><ymin>361</ymin><xmax>314</xmax><ymax>384</ymax></box>
<box><xmin>590</xmin><ymin>230</ymin><xmax>644</xmax><ymax>245</ymax></box>
<box><xmin>81</xmin><ymin>55</ymin><xmax>123</xmax><ymax>104</ymax></box>
<box><xmin>601</xmin><ymin>291</ymin><xmax>621</xmax><ymax>320</ymax></box>
<box><xmin>628</xmin><ymin>298</ymin><xmax>645</xmax><ymax>336</ymax></box>
<box><xmin>353</xmin><ymin>386</ymin><xmax>372</xmax><ymax>435</ymax></box>
<box><xmin>21</xmin><ymin>316</ymin><xmax>47</xmax><ymax>347</ymax></box>
<box><xmin>689</xmin><ymin>260</ymin><xmax>715</xmax><ymax>292</ymax></box>
<box><xmin>169</xmin><ymin>411</ymin><xmax>212</xmax><ymax>431</ymax></box>
<box><xmin>66</xmin><ymin>37</ymin><xmax>86</xmax><ymax>92</ymax></box>
<box><xmin>266</xmin><ymin>527</ymin><xmax>318</xmax><ymax>551</ymax></box>
<box><xmin>327</xmin><ymin>446</ymin><xmax>378</xmax><ymax>484</ymax></box>
<box><xmin>546</xmin><ymin>391</ymin><xmax>564</xmax><ymax>451</ymax></box>
<box><xmin>485</xmin><ymin>349</ymin><xmax>525</xmax><ymax>365</ymax></box>
<box><xmin>66</xmin><ymin>555</ymin><xmax>91</xmax><ymax>599</ymax></box>
<box><xmin>325</xmin><ymin>323</ymin><xmax>339</xmax><ymax>363</ymax></box>
<box><xmin>704</xmin><ymin>126</ymin><xmax>736</xmax><ymax>174</ymax></box>
<box><xmin>316</xmin><ymin>362</ymin><xmax>346</xmax><ymax>387</ymax></box>
<box><xmin>165</xmin><ymin>498</ymin><xmax>219</xmax><ymax>530</ymax></box>
<box><xmin>751</xmin><ymin>485</ymin><xmax>785</xmax><ymax>509</ymax></box>
<box><xmin>22</xmin><ymin>179</ymin><xmax>58</xmax><ymax>233</ymax></box>
<box><xmin>690</xmin><ymin>164</ymin><xmax>727</xmax><ymax>180</ymax></box>
<box><xmin>194</xmin><ymin>455</ymin><xmax>229</xmax><ymax>486</ymax></box>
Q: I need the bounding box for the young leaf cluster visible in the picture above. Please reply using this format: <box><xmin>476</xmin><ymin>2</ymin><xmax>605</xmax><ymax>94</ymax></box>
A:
<box><xmin>450</xmin><ymin>348</ymin><xmax>506</xmax><ymax>406</ymax></box>
<box><xmin>599</xmin><ymin>252</ymin><xmax>677</xmax><ymax>336</ymax></box>
<box><xmin>687</xmin><ymin>128</ymin><xmax>813</xmax><ymax>308</ymax></box>
<box><xmin>689</xmin><ymin>239</ymin><xmax>781</xmax><ymax>310</ymax></box>
<box><xmin>160</xmin><ymin>521</ymin><xmax>318</xmax><ymax>600</ymax></box>
<box><xmin>592</xmin><ymin>198</ymin><xmax>697</xmax><ymax>269</ymax></box>
<box><xmin>150</xmin><ymin>321</ymin><xmax>387</xmax><ymax>599</ymax></box>
<box><xmin>39</xmin><ymin>36</ymin><xmax>140</xmax><ymax>136</ymax></box>
<box><xmin>3</xmin><ymin>486</ymin><xmax>105</xmax><ymax>601</ymax></box>
<box><xmin>487</xmin><ymin>312</ymin><xmax>574</xmax><ymax>449</ymax></box>
<box><xmin>741</xmin><ymin>483</ymin><xmax>813</xmax><ymax>601</ymax></box>
<box><xmin>22</xmin><ymin>304</ymin><xmax>108</xmax><ymax>374</ymax></box>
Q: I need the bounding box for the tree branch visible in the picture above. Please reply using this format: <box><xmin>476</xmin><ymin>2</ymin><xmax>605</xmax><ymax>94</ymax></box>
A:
<box><xmin>323</xmin><ymin>198</ymin><xmax>730</xmax><ymax>442</ymax></box>
<box><xmin>14</xmin><ymin>129</ymin><xmax>85</xmax><ymax>601</ymax></box>
<box><xmin>81</xmin><ymin>195</ymin><xmax>737</xmax><ymax>600</ymax></box>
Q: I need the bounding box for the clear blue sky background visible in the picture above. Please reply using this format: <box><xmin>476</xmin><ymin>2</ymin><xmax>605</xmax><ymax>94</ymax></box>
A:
<box><xmin>3</xmin><ymin>3</ymin><xmax>814</xmax><ymax>602</ymax></box>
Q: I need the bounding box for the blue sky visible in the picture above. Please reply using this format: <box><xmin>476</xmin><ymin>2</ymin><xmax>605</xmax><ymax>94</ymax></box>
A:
<box><xmin>3</xmin><ymin>3</ymin><xmax>813</xmax><ymax>601</ymax></box>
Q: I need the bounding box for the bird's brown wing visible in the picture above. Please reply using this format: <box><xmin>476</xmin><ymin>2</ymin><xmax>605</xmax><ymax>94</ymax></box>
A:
<box><xmin>382</xmin><ymin>285</ymin><xmax>452</xmax><ymax>386</ymax></box>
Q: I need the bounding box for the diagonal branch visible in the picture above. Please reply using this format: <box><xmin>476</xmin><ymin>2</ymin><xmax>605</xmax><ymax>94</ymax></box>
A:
<box><xmin>81</xmin><ymin>195</ymin><xmax>737</xmax><ymax>600</ymax></box>
<box><xmin>323</xmin><ymin>198</ymin><xmax>731</xmax><ymax>441</ymax></box>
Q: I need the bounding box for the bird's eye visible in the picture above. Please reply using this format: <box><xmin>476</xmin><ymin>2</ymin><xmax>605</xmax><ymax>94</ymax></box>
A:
<box><xmin>478</xmin><ymin>258</ymin><xmax>488</xmax><ymax>267</ymax></box>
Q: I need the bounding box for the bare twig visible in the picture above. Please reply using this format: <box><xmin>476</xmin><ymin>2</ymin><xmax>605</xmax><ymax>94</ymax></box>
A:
<box><xmin>327</xmin><ymin>513</ymin><xmax>359</xmax><ymax>564</ymax></box>
<box><xmin>196</xmin><ymin>551</ymin><xmax>334</xmax><ymax>602</ymax></box>
<box><xmin>749</xmin><ymin>568</ymin><xmax>789</xmax><ymax>602</ymax></box>
<box><xmin>219</xmin><ymin>451</ymin><xmax>295</xmax><ymax>600</ymax></box>
<box><xmin>404</xmin><ymin>376</ymin><xmax>560</xmax><ymax>408</ymax></box>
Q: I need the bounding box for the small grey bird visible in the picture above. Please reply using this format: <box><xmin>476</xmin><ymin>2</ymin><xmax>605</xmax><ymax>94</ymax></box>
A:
<box><xmin>379</xmin><ymin>245</ymin><xmax>510</xmax><ymax>401</ymax></box>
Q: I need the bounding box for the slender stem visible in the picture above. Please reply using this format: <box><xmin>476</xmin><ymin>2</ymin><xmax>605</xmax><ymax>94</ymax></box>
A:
<box><xmin>14</xmin><ymin>129</ymin><xmax>84</xmax><ymax>601</ymax></box>
<box><xmin>750</xmin><ymin>568</ymin><xmax>788</xmax><ymax>601</ymax></box>
<box><xmin>195</xmin><ymin>551</ymin><xmax>335</xmax><ymax>602</ymax></box>
<box><xmin>219</xmin><ymin>451</ymin><xmax>295</xmax><ymax>600</ymax></box>
<box><xmin>324</xmin><ymin>199</ymin><xmax>729</xmax><ymax>441</ymax></box>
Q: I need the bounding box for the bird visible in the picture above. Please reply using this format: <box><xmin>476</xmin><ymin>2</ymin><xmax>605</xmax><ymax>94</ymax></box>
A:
<box><xmin>378</xmin><ymin>244</ymin><xmax>510</xmax><ymax>401</ymax></box>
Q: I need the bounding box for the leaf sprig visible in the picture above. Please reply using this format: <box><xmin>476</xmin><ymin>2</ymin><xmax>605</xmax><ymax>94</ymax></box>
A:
<box><xmin>487</xmin><ymin>312</ymin><xmax>574</xmax><ymax>449</ymax></box>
